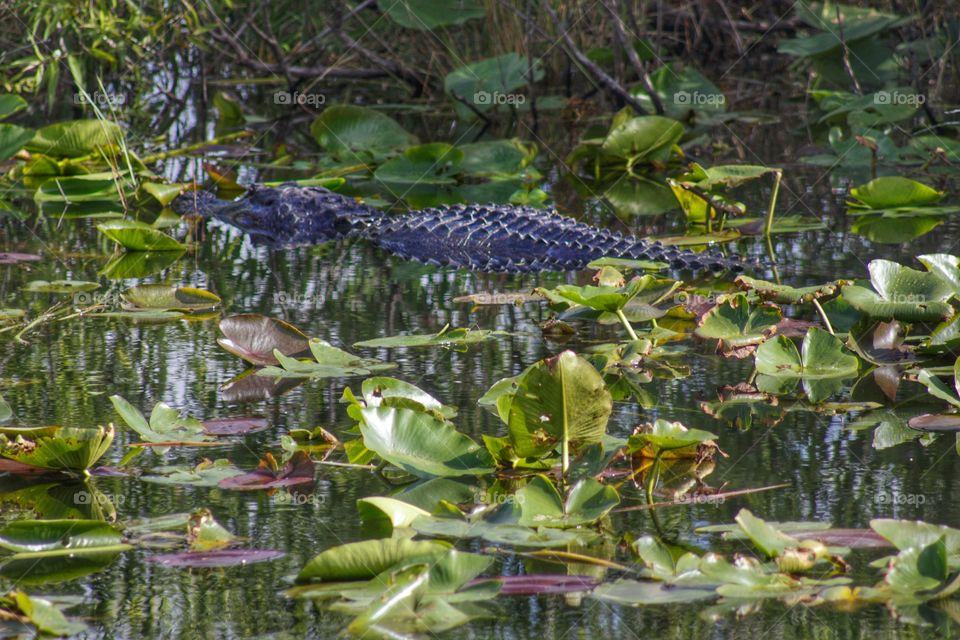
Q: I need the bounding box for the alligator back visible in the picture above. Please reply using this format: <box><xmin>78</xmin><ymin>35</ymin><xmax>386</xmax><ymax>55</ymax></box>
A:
<box><xmin>172</xmin><ymin>185</ymin><xmax>752</xmax><ymax>273</ymax></box>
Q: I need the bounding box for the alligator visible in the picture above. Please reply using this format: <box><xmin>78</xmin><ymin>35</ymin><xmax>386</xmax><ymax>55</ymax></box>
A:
<box><xmin>172</xmin><ymin>184</ymin><xmax>754</xmax><ymax>273</ymax></box>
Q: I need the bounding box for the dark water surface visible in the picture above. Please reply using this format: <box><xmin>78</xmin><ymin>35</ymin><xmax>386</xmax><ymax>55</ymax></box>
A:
<box><xmin>2</xmin><ymin>110</ymin><xmax>960</xmax><ymax>639</ymax></box>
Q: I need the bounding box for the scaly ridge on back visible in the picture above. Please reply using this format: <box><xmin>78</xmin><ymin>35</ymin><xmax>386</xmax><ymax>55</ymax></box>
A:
<box><xmin>172</xmin><ymin>184</ymin><xmax>754</xmax><ymax>273</ymax></box>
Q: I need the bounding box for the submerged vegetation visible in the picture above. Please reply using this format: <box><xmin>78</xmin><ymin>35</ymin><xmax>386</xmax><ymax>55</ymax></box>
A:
<box><xmin>3</xmin><ymin>0</ymin><xmax>960</xmax><ymax>638</ymax></box>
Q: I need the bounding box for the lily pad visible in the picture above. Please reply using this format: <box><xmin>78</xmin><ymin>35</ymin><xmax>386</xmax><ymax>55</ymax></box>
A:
<box><xmin>96</xmin><ymin>220</ymin><xmax>186</xmax><ymax>251</ymax></box>
<box><xmin>297</xmin><ymin>538</ymin><xmax>451</xmax><ymax>582</ymax></box>
<box><xmin>501</xmin><ymin>351</ymin><xmax>612</xmax><ymax>460</ymax></box>
<box><xmin>258</xmin><ymin>338</ymin><xmax>394</xmax><ymax>379</ymax></box>
<box><xmin>218</xmin><ymin>451</ymin><xmax>315</xmax><ymax>490</ymax></box>
<box><xmin>358</xmin><ymin>406</ymin><xmax>494</xmax><ymax>478</ymax></box>
<box><xmin>0</xmin><ymin>425</ymin><xmax>114</xmax><ymax>472</ymax></box>
<box><xmin>145</xmin><ymin>549</ymin><xmax>285</xmax><ymax>568</ymax></box>
<box><xmin>121</xmin><ymin>284</ymin><xmax>221</xmax><ymax>312</ymax></box>
<box><xmin>354</xmin><ymin>326</ymin><xmax>506</xmax><ymax>349</ymax></box>
<box><xmin>694</xmin><ymin>294</ymin><xmax>781</xmax><ymax>352</ymax></box>
<box><xmin>23</xmin><ymin>280</ymin><xmax>99</xmax><ymax>294</ymax></box>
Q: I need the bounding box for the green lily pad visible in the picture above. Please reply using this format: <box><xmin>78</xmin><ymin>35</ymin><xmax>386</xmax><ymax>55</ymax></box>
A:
<box><xmin>694</xmin><ymin>294</ymin><xmax>781</xmax><ymax>351</ymax></box>
<box><xmin>591</xmin><ymin>580</ymin><xmax>716</xmax><ymax>605</ymax></box>
<box><xmin>121</xmin><ymin>284</ymin><xmax>221</xmax><ymax>312</ymax></box>
<box><xmin>0</xmin><ymin>519</ymin><xmax>123</xmax><ymax>553</ymax></box>
<box><xmin>735</xmin><ymin>276</ymin><xmax>844</xmax><ymax>304</ymax></box>
<box><xmin>756</xmin><ymin>328</ymin><xmax>860</xmax><ymax>379</ymax></box>
<box><xmin>358</xmin><ymin>406</ymin><xmax>495</xmax><ymax>478</ymax></box>
<box><xmin>23</xmin><ymin>280</ymin><xmax>99</xmax><ymax>294</ymax></box>
<box><xmin>354</xmin><ymin>327</ymin><xmax>506</xmax><ymax>349</ymax></box>
<box><xmin>109</xmin><ymin>395</ymin><xmax>212</xmax><ymax>444</ymax></box>
<box><xmin>0</xmin><ymin>425</ymin><xmax>114</xmax><ymax>472</ymax></box>
<box><xmin>311</xmin><ymin>105</ymin><xmax>416</xmax><ymax>158</ymax></box>
<box><xmin>258</xmin><ymin>338</ymin><xmax>395</xmax><ymax>379</ymax></box>
<box><xmin>26</xmin><ymin>119</ymin><xmax>123</xmax><ymax>157</ymax></box>
<box><xmin>515</xmin><ymin>474</ymin><xmax>619</xmax><ymax>528</ymax></box>
<box><xmin>297</xmin><ymin>538</ymin><xmax>451</xmax><ymax>582</ymax></box>
<box><xmin>97</xmin><ymin>220</ymin><xmax>186</xmax><ymax>251</ymax></box>
<box><xmin>627</xmin><ymin>419</ymin><xmax>717</xmax><ymax>454</ymax></box>
<box><xmin>501</xmin><ymin>351</ymin><xmax>612</xmax><ymax>459</ymax></box>
<box><xmin>849</xmin><ymin>177</ymin><xmax>944</xmax><ymax>209</ymax></box>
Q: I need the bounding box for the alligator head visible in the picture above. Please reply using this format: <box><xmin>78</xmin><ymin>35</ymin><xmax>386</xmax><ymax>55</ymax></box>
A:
<box><xmin>170</xmin><ymin>184</ymin><xmax>385</xmax><ymax>247</ymax></box>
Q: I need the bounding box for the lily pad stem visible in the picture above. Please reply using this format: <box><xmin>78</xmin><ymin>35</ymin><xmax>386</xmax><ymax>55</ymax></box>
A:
<box><xmin>763</xmin><ymin>169</ymin><xmax>783</xmax><ymax>237</ymax></box>
<box><xmin>616</xmin><ymin>309</ymin><xmax>639</xmax><ymax>341</ymax></box>
<box><xmin>812</xmin><ymin>298</ymin><xmax>834</xmax><ymax>335</ymax></box>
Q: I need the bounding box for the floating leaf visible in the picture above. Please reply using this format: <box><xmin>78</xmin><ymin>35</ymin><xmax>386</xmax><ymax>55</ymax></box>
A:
<box><xmin>297</xmin><ymin>538</ymin><xmax>451</xmax><ymax>582</ymax></box>
<box><xmin>23</xmin><ymin>280</ymin><xmax>99</xmax><ymax>294</ymax></box>
<box><xmin>1</xmin><ymin>591</ymin><xmax>87</xmax><ymax>636</ymax></box>
<box><xmin>354</xmin><ymin>327</ymin><xmax>506</xmax><ymax>349</ymax></box>
<box><xmin>384</xmin><ymin>0</ymin><xmax>485</xmax><ymax>29</ymax></box>
<box><xmin>258</xmin><ymin>338</ymin><xmax>394</xmax><ymax>379</ymax></box>
<box><xmin>146</xmin><ymin>549</ymin><xmax>284</xmax><ymax>568</ymax></box>
<box><xmin>0</xmin><ymin>425</ymin><xmax>114</xmax><ymax>472</ymax></box>
<box><xmin>358</xmin><ymin>407</ymin><xmax>494</xmax><ymax>478</ymax></box>
<box><xmin>694</xmin><ymin>294</ymin><xmax>781</xmax><ymax>352</ymax></box>
<box><xmin>0</xmin><ymin>519</ymin><xmax>123</xmax><ymax>553</ymax></box>
<box><xmin>591</xmin><ymin>580</ymin><xmax>716</xmax><ymax>605</ymax></box>
<box><xmin>0</xmin><ymin>124</ymin><xmax>34</xmax><ymax>162</ymax></box>
<box><xmin>96</xmin><ymin>220</ymin><xmax>186</xmax><ymax>251</ymax></box>
<box><xmin>444</xmin><ymin>53</ymin><xmax>543</xmax><ymax>120</ymax></box>
<box><xmin>218</xmin><ymin>451</ymin><xmax>315</xmax><ymax>490</ymax></box>
<box><xmin>109</xmin><ymin>395</ymin><xmax>212</xmax><ymax>444</ymax></box>
<box><xmin>501</xmin><ymin>351</ymin><xmax>612</xmax><ymax>459</ymax></box>
<box><xmin>849</xmin><ymin>177</ymin><xmax>943</xmax><ymax>209</ymax></box>
<box><xmin>201</xmin><ymin>416</ymin><xmax>268</xmax><ymax>436</ymax></box>
<box><xmin>121</xmin><ymin>284</ymin><xmax>220</xmax><ymax>312</ymax></box>
<box><xmin>26</xmin><ymin>119</ymin><xmax>123</xmax><ymax>157</ymax></box>
<box><xmin>627</xmin><ymin>419</ymin><xmax>717</xmax><ymax>456</ymax></box>
<box><xmin>311</xmin><ymin>105</ymin><xmax>416</xmax><ymax>158</ymax></box>
<box><xmin>141</xmin><ymin>459</ymin><xmax>243</xmax><ymax>487</ymax></box>
<box><xmin>515</xmin><ymin>475</ymin><xmax>619</xmax><ymax>528</ymax></box>
<box><xmin>601</xmin><ymin>116</ymin><xmax>684</xmax><ymax>163</ymax></box>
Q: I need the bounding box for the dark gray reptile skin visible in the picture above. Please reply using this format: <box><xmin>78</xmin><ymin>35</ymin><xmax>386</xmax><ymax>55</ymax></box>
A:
<box><xmin>172</xmin><ymin>184</ymin><xmax>753</xmax><ymax>273</ymax></box>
